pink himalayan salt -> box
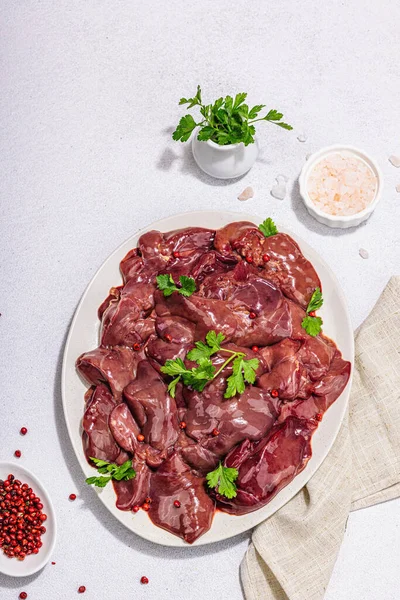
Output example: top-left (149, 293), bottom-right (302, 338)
top-left (271, 175), bottom-right (288, 200)
top-left (237, 186), bottom-right (254, 201)
top-left (307, 152), bottom-right (377, 216)
top-left (389, 155), bottom-right (400, 168)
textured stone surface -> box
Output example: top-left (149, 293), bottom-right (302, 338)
top-left (1, 1), bottom-right (400, 599)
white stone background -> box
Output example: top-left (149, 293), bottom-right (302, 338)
top-left (1, 1), bottom-right (400, 598)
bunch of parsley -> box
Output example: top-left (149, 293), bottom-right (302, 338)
top-left (161, 331), bottom-right (259, 399)
top-left (172, 86), bottom-right (292, 146)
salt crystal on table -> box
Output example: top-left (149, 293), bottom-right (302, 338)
top-left (396, 184), bottom-right (400, 193)
top-left (389, 155), bottom-right (400, 168)
top-left (359, 248), bottom-right (369, 259)
top-left (237, 186), bottom-right (254, 201)
top-left (270, 175), bottom-right (287, 200)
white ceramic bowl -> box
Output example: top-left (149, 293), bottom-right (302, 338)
top-left (299, 144), bottom-right (383, 228)
top-left (192, 134), bottom-right (259, 179)
top-left (0, 462), bottom-right (56, 577)
top-left (62, 210), bottom-right (353, 547)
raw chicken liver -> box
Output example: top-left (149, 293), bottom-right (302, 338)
top-left (76, 222), bottom-right (351, 543)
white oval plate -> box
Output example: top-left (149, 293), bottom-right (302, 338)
top-left (0, 462), bottom-right (57, 576)
top-left (62, 210), bottom-right (354, 547)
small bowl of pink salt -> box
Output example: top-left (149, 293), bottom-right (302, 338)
top-left (299, 145), bottom-right (383, 228)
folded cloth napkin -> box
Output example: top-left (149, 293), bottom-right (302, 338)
top-left (241, 276), bottom-right (400, 600)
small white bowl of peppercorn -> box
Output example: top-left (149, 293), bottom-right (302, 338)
top-left (0, 462), bottom-right (56, 577)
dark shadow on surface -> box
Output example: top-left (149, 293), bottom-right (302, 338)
top-left (53, 319), bottom-right (251, 562)
top-left (157, 142), bottom-right (247, 187)
top-left (0, 571), bottom-right (42, 590)
top-left (290, 179), bottom-right (367, 237)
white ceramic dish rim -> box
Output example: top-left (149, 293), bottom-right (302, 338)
top-left (0, 462), bottom-right (57, 577)
top-left (61, 209), bottom-right (354, 547)
top-left (299, 144), bottom-right (383, 224)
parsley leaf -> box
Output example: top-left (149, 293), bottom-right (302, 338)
top-left (306, 287), bottom-right (323, 313)
top-left (259, 217), bottom-right (278, 238)
top-left (187, 330), bottom-right (225, 362)
top-left (301, 287), bottom-right (324, 336)
top-left (167, 376), bottom-right (181, 398)
top-left (160, 357), bottom-right (215, 396)
top-left (186, 341), bottom-right (212, 363)
top-left (178, 85), bottom-right (202, 108)
top-left (86, 458), bottom-right (136, 488)
top-left (206, 462), bottom-right (239, 499)
top-left (262, 109), bottom-right (293, 130)
top-left (156, 274), bottom-right (196, 297)
top-left (206, 330), bottom-right (225, 350)
top-left (156, 274), bottom-right (177, 296)
top-left (160, 358), bottom-right (188, 377)
top-left (85, 475), bottom-right (110, 488)
top-left (301, 315), bottom-right (323, 337)
top-left (248, 104), bottom-right (266, 119)
top-left (178, 275), bottom-right (196, 297)
top-left (172, 114), bottom-right (199, 142)
top-left (197, 126), bottom-right (215, 141)
top-left (242, 358), bottom-right (259, 384)
top-left (224, 357), bottom-right (259, 398)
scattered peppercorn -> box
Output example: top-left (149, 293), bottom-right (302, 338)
top-left (78, 586), bottom-right (86, 594)
top-left (309, 310), bottom-right (316, 317)
top-left (69, 494), bottom-right (77, 501)
top-left (142, 503), bottom-right (150, 512)
top-left (14, 450), bottom-right (21, 458)
top-left (173, 251), bottom-right (181, 258)
top-left (271, 389), bottom-right (279, 398)
top-left (51, 561), bottom-right (56, 565)
top-left (137, 434), bottom-right (145, 442)
top-left (145, 497), bottom-right (152, 504)
top-left (133, 342), bottom-right (141, 351)
top-left (140, 576), bottom-right (149, 585)
top-left (165, 334), bottom-right (172, 342)
top-left (251, 345), bottom-right (259, 353)
top-left (19, 593), bottom-right (28, 599)
top-left (179, 421), bottom-right (187, 429)
top-left (315, 413), bottom-right (323, 422)
top-left (262, 254), bottom-right (270, 262)
top-left (249, 312), bottom-right (256, 320)
top-left (212, 428), bottom-right (220, 437)
top-left (20, 427), bottom-right (28, 436)
top-left (246, 255), bottom-right (253, 263)
top-left (173, 500), bottom-right (181, 508)
top-left (132, 505), bottom-right (140, 513)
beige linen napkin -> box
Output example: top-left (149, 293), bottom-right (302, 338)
top-left (241, 276), bottom-right (400, 600)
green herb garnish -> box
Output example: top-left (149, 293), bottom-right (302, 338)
top-left (161, 331), bottom-right (259, 399)
top-left (173, 86), bottom-right (292, 147)
top-left (224, 357), bottom-right (259, 398)
top-left (301, 287), bottom-right (324, 337)
top-left (86, 458), bottom-right (136, 488)
top-left (259, 217), bottom-right (278, 238)
top-left (206, 462), bottom-right (239, 499)
top-left (156, 274), bottom-right (196, 297)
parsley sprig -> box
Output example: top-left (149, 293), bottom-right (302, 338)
top-left (156, 274), bottom-right (196, 297)
top-left (206, 462), bottom-right (239, 499)
top-left (160, 331), bottom-right (259, 399)
top-left (173, 86), bottom-right (292, 147)
top-left (259, 217), bottom-right (278, 238)
top-left (301, 287), bottom-right (324, 337)
top-left (86, 458), bottom-right (136, 488)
